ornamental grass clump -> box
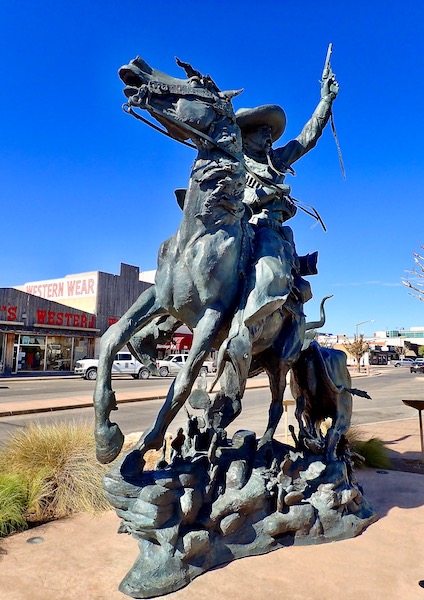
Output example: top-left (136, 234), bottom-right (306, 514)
top-left (0, 422), bottom-right (111, 527)
top-left (0, 473), bottom-right (29, 536)
top-left (347, 425), bottom-right (391, 470)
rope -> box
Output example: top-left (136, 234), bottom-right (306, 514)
top-left (330, 110), bottom-right (346, 180)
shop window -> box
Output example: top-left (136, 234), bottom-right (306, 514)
top-left (9, 335), bottom-right (93, 373)
top-left (18, 336), bottom-right (46, 371)
top-left (46, 336), bottom-right (72, 371)
top-left (73, 337), bottom-right (90, 364)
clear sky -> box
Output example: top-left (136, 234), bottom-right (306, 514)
top-left (2, 0), bottom-right (423, 337)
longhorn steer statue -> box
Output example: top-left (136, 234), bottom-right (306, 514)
top-left (290, 341), bottom-right (371, 459)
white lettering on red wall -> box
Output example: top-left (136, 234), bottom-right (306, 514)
top-left (0, 305), bottom-right (18, 321)
top-left (36, 310), bottom-right (95, 329)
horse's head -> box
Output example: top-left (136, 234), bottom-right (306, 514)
top-left (119, 56), bottom-right (243, 146)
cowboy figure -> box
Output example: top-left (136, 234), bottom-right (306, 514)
top-left (209, 70), bottom-right (339, 400)
top-left (235, 70), bottom-right (339, 327)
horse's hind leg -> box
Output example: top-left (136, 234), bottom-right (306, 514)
top-left (121, 306), bottom-right (225, 476)
top-left (94, 286), bottom-right (166, 463)
top-left (259, 361), bottom-right (290, 447)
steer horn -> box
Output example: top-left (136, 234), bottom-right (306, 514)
top-left (305, 295), bottom-right (333, 332)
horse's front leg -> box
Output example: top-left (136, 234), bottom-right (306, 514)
top-left (94, 286), bottom-right (165, 463)
top-left (121, 306), bottom-right (225, 476)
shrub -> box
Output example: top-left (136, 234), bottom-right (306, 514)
top-left (0, 473), bottom-right (29, 536)
top-left (0, 422), bottom-right (111, 524)
top-left (347, 425), bottom-right (391, 469)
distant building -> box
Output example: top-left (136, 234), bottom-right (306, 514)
top-left (375, 328), bottom-right (424, 346)
top-left (0, 264), bottom-right (153, 376)
top-left (331, 327), bottom-right (424, 366)
top-left (371, 328), bottom-right (424, 360)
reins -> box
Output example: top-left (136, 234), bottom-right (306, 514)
top-left (123, 104), bottom-right (197, 150)
top-left (123, 94), bottom-right (327, 232)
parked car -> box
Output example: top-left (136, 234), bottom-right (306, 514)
top-left (155, 354), bottom-right (216, 377)
top-left (410, 363), bottom-right (424, 374)
top-left (74, 351), bottom-right (151, 380)
top-left (413, 358), bottom-right (424, 364)
top-left (392, 358), bottom-right (416, 367)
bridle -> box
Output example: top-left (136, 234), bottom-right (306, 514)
top-left (123, 80), bottom-right (326, 231)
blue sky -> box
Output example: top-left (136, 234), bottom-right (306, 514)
top-left (1, 0), bottom-right (423, 336)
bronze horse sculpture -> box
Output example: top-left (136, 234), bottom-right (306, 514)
top-left (89, 54), bottom-right (381, 600)
top-left (93, 56), bottom-right (312, 473)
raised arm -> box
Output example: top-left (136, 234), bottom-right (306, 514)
top-left (274, 69), bottom-right (339, 168)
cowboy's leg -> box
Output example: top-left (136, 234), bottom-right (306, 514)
top-left (243, 230), bottom-right (295, 327)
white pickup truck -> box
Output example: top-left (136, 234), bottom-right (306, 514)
top-left (155, 353), bottom-right (216, 377)
top-left (74, 351), bottom-right (151, 380)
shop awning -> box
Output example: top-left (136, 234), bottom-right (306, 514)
top-left (157, 333), bottom-right (192, 352)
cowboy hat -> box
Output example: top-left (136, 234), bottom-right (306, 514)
top-left (235, 104), bottom-right (286, 142)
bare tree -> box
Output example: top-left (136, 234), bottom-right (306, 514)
top-left (403, 245), bottom-right (424, 302)
top-left (343, 334), bottom-right (369, 373)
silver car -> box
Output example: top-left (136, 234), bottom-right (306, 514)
top-left (392, 358), bottom-right (416, 367)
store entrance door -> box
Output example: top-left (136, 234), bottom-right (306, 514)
top-left (12, 343), bottom-right (19, 374)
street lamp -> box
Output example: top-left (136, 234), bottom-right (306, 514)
top-left (356, 319), bottom-right (375, 339)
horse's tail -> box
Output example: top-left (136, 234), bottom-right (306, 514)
top-left (209, 309), bottom-right (251, 393)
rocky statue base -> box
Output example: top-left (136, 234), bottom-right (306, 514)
top-left (104, 426), bottom-right (377, 599)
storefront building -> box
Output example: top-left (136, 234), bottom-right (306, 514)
top-left (15, 264), bottom-right (151, 333)
top-left (2, 263), bottom-right (156, 376)
top-left (0, 289), bottom-right (98, 376)
top-left (2, 263), bottom-right (193, 376)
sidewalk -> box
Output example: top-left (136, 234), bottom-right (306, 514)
top-left (0, 418), bottom-right (423, 600)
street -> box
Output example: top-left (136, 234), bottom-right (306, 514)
top-left (0, 374), bottom-right (169, 404)
top-left (0, 367), bottom-right (422, 444)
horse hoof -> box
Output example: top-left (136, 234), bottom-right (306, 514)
top-left (95, 424), bottom-right (124, 464)
top-left (121, 450), bottom-right (146, 479)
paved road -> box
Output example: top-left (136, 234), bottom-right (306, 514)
top-left (0, 367), bottom-right (422, 444)
top-left (0, 374), bottom-right (173, 404)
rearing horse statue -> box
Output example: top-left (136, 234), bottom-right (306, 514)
top-left (94, 56), bottom-right (249, 466)
top-left (94, 56), bottom-right (320, 474)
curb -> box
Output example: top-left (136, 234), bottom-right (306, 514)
top-left (0, 394), bottom-right (157, 417)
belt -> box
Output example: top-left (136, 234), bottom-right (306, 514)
top-left (249, 216), bottom-right (283, 232)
